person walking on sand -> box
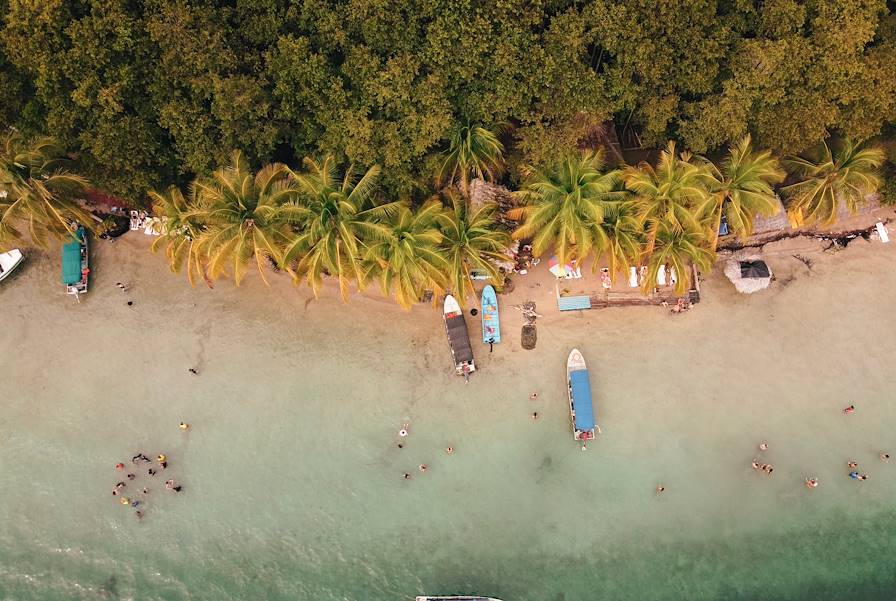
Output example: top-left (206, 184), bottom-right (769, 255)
top-left (488, 338), bottom-right (494, 353)
top-left (843, 404), bottom-right (856, 414)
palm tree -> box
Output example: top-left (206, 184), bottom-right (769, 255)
top-left (697, 135), bottom-right (786, 249)
top-left (623, 141), bottom-right (710, 255)
top-left (148, 184), bottom-right (207, 286)
top-left (0, 132), bottom-right (91, 247)
top-left (189, 151), bottom-right (299, 285)
top-left (509, 150), bottom-right (625, 268)
top-left (782, 139), bottom-right (885, 226)
top-left (436, 189), bottom-right (511, 304)
top-left (284, 155), bottom-right (396, 300)
top-left (599, 200), bottom-right (644, 281)
top-left (435, 123), bottom-right (505, 199)
top-left (642, 223), bottom-right (714, 296)
top-left (362, 200), bottom-right (448, 309)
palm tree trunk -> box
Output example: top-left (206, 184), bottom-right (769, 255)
top-left (711, 201), bottom-right (724, 252)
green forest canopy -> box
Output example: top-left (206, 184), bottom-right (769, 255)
top-left (1, 0), bottom-right (894, 200)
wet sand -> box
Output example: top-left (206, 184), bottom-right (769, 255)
top-left (1, 230), bottom-right (895, 600)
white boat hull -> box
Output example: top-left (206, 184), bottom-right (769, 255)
top-left (0, 249), bottom-right (24, 282)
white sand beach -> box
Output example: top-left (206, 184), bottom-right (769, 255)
top-left (1, 224), bottom-right (896, 600)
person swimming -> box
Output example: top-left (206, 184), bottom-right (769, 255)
top-left (127, 473), bottom-right (136, 480)
top-left (402, 473), bottom-right (411, 480)
top-left (445, 447), bottom-right (454, 454)
top-left (179, 422), bottom-right (190, 430)
top-left (148, 468), bottom-right (156, 476)
top-left (849, 471), bottom-right (860, 479)
top-left (843, 404), bottom-right (856, 414)
top-left (157, 454), bottom-right (167, 463)
top-left (759, 442), bottom-right (769, 451)
top-left (848, 461), bottom-right (858, 468)
top-left (805, 478), bottom-right (819, 489)
top-left (752, 460), bottom-right (761, 470)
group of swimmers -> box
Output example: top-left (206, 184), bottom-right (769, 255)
top-left (111, 424), bottom-right (190, 519)
top-left (396, 424), bottom-right (449, 480)
top-left (755, 404), bottom-right (889, 489)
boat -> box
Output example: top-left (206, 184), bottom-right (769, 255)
top-left (443, 294), bottom-right (475, 378)
top-left (61, 224), bottom-right (89, 297)
top-left (567, 348), bottom-right (597, 447)
top-left (416, 597), bottom-right (502, 601)
top-left (0, 249), bottom-right (24, 282)
top-left (480, 284), bottom-right (501, 344)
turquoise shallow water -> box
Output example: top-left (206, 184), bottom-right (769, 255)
top-left (1, 237), bottom-right (896, 600)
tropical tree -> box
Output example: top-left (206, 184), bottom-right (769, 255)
top-left (0, 132), bottom-right (91, 248)
top-left (436, 189), bottom-right (511, 304)
top-left (284, 155), bottom-right (396, 300)
top-left (509, 150), bottom-right (625, 268)
top-left (642, 223), bottom-right (715, 296)
top-left (148, 184), bottom-right (207, 286)
top-left (782, 139), bottom-right (885, 226)
top-left (435, 123), bottom-right (505, 199)
top-left (362, 200), bottom-right (448, 309)
top-left (623, 141), bottom-right (710, 255)
top-left (599, 200), bottom-right (644, 281)
top-left (697, 134), bottom-right (786, 249)
top-left (189, 151), bottom-right (299, 285)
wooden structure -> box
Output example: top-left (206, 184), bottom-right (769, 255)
top-left (556, 264), bottom-right (701, 311)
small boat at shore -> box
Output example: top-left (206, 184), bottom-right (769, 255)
top-left (0, 249), bottom-right (24, 282)
top-left (444, 294), bottom-right (475, 379)
top-left (480, 284), bottom-right (501, 344)
top-left (416, 597), bottom-right (502, 601)
top-left (62, 224), bottom-right (89, 298)
top-left (567, 348), bottom-right (597, 447)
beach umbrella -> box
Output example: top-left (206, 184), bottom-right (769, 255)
top-left (724, 250), bottom-right (772, 294)
top-left (548, 256), bottom-right (566, 278)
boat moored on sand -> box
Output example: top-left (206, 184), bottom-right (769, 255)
top-left (567, 348), bottom-right (598, 447)
top-left (444, 294), bottom-right (475, 380)
top-left (0, 248), bottom-right (24, 282)
top-left (62, 224), bottom-right (89, 298)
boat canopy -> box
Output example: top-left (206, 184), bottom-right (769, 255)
top-left (61, 236), bottom-right (82, 285)
top-left (446, 315), bottom-right (473, 364)
top-left (569, 369), bottom-right (595, 431)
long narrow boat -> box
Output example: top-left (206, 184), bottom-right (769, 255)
top-left (416, 597), bottom-right (503, 601)
top-left (567, 348), bottom-right (597, 447)
top-left (480, 284), bottom-right (501, 344)
top-left (0, 249), bottom-right (24, 282)
top-left (62, 224), bottom-right (89, 298)
top-left (444, 294), bottom-right (475, 378)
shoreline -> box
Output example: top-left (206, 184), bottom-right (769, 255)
top-left (2, 221), bottom-right (896, 600)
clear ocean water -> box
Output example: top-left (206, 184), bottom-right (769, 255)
top-left (1, 237), bottom-right (895, 601)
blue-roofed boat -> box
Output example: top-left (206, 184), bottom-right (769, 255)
top-left (416, 597), bottom-right (502, 601)
top-left (480, 284), bottom-right (500, 344)
top-left (567, 348), bottom-right (597, 447)
top-left (62, 223), bottom-right (89, 298)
